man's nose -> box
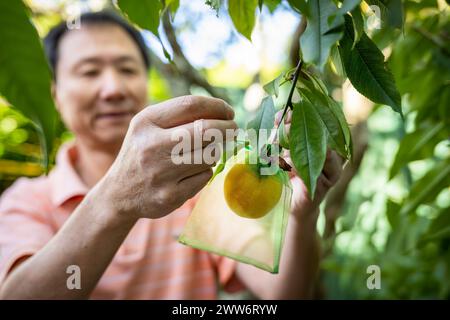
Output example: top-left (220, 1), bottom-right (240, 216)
top-left (99, 69), bottom-right (126, 101)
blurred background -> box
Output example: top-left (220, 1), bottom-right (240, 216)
top-left (0, 0), bottom-right (449, 299)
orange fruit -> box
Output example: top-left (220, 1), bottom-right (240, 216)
top-left (224, 163), bottom-right (282, 219)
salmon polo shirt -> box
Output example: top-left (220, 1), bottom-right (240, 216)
top-left (0, 143), bottom-right (244, 299)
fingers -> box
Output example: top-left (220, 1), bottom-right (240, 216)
top-left (177, 168), bottom-right (213, 198)
top-left (275, 109), bottom-right (293, 126)
top-left (322, 150), bottom-right (343, 185)
top-left (169, 119), bottom-right (238, 150)
top-left (140, 95), bottom-right (235, 129)
top-left (174, 145), bottom-right (221, 179)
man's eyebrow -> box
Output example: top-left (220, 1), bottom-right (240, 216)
top-left (73, 55), bottom-right (141, 69)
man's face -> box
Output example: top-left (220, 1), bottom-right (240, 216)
top-left (53, 23), bottom-right (148, 149)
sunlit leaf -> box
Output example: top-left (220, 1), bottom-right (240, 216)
top-left (167, 0), bottom-right (180, 21)
top-left (246, 96), bottom-right (276, 147)
top-left (0, 0), bottom-right (56, 169)
top-left (339, 15), bottom-right (402, 115)
top-left (330, 45), bottom-right (347, 77)
top-left (264, 0), bottom-right (282, 13)
top-left (228, 0), bottom-right (258, 40)
top-left (263, 73), bottom-right (284, 97)
top-left (117, 0), bottom-right (162, 37)
top-left (300, 0), bottom-right (344, 67)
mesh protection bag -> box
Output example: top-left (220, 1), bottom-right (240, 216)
top-left (179, 148), bottom-right (292, 273)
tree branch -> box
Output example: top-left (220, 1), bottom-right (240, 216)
top-left (161, 12), bottom-right (230, 102)
top-left (322, 122), bottom-right (369, 255)
top-left (289, 16), bottom-right (307, 67)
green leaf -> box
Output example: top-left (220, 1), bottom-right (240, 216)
top-left (330, 45), bottom-right (347, 77)
top-left (117, 0), bottom-right (162, 37)
top-left (300, 0), bottom-right (344, 67)
top-left (328, 0), bottom-right (361, 25)
top-left (420, 206), bottom-right (450, 242)
top-left (386, 199), bottom-right (402, 230)
top-left (278, 119), bottom-right (290, 149)
top-left (299, 72), bottom-right (353, 158)
top-left (400, 159), bottom-right (450, 215)
top-left (338, 0), bottom-right (362, 13)
top-left (365, 0), bottom-right (404, 29)
top-left (228, 0), bottom-right (258, 40)
top-left (339, 15), bottom-right (402, 115)
top-left (301, 69), bottom-right (329, 95)
top-left (264, 0), bottom-right (282, 13)
top-left (350, 5), bottom-right (364, 48)
top-left (166, 0), bottom-right (180, 21)
top-left (246, 96), bottom-right (276, 147)
top-left (389, 122), bottom-right (447, 179)
top-left (327, 98), bottom-right (352, 158)
top-left (118, 0), bottom-right (173, 60)
top-left (300, 87), bottom-right (349, 159)
top-left (385, 0), bottom-right (404, 30)
top-left (263, 73), bottom-right (283, 97)
top-left (0, 0), bottom-right (56, 169)
top-left (287, 0), bottom-right (310, 16)
top-left (290, 101), bottom-right (327, 197)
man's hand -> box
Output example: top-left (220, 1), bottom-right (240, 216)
top-left (98, 95), bottom-right (237, 221)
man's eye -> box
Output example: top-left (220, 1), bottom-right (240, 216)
top-left (82, 70), bottom-right (99, 77)
top-left (121, 68), bottom-right (137, 75)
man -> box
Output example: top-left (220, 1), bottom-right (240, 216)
top-left (0, 11), bottom-right (342, 299)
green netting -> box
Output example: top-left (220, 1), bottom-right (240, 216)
top-left (179, 148), bottom-right (292, 273)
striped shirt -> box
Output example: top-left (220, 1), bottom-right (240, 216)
top-left (0, 143), bottom-right (243, 299)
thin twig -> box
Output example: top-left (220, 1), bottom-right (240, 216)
top-left (289, 16), bottom-right (308, 67)
top-left (161, 11), bottom-right (230, 102)
top-left (277, 59), bottom-right (303, 130)
top-left (267, 59), bottom-right (303, 147)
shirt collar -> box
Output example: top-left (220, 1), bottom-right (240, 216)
top-left (49, 142), bottom-right (89, 207)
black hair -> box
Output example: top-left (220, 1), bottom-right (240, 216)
top-left (43, 10), bottom-right (150, 79)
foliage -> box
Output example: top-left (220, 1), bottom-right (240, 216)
top-left (0, 0), bottom-right (57, 169)
top-left (0, 0), bottom-right (448, 299)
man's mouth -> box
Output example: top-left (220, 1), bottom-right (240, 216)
top-left (96, 111), bottom-right (134, 122)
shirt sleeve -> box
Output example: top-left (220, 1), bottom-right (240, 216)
top-left (0, 178), bottom-right (55, 287)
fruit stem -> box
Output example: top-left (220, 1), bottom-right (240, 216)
top-left (277, 59), bottom-right (303, 130)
